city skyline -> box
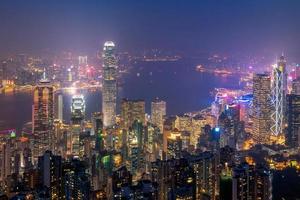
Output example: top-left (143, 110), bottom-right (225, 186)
top-left (1, 1), bottom-right (300, 200)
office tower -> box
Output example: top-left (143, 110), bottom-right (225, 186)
top-left (32, 70), bottom-right (54, 162)
top-left (57, 93), bottom-right (63, 122)
top-left (38, 151), bottom-right (62, 199)
top-left (271, 55), bottom-right (287, 136)
top-left (232, 163), bottom-right (272, 200)
top-left (71, 95), bottom-right (85, 124)
top-left (102, 41), bottom-right (117, 127)
top-left (121, 99), bottom-right (145, 130)
top-left (151, 99), bottom-right (166, 132)
top-left (252, 74), bottom-right (272, 143)
top-left (286, 94), bottom-right (300, 148)
top-left (70, 95), bottom-right (85, 156)
top-left (291, 78), bottom-right (300, 95)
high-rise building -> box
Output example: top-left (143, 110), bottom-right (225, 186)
top-left (55, 92), bottom-right (63, 122)
top-left (188, 152), bottom-right (219, 200)
top-left (32, 70), bottom-right (54, 162)
top-left (102, 41), bottom-right (117, 127)
top-left (70, 95), bottom-right (85, 156)
top-left (271, 55), bottom-right (287, 136)
top-left (121, 99), bottom-right (145, 130)
top-left (71, 95), bottom-right (85, 124)
top-left (252, 74), bottom-right (272, 143)
top-left (286, 94), bottom-right (300, 148)
top-left (291, 78), bottom-right (300, 95)
top-left (91, 112), bottom-right (104, 152)
top-left (151, 99), bottom-right (166, 133)
top-left (38, 151), bottom-right (62, 199)
top-left (0, 138), bottom-right (13, 185)
top-left (232, 163), bottom-right (272, 200)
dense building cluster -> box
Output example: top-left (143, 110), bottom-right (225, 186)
top-left (0, 42), bottom-right (300, 200)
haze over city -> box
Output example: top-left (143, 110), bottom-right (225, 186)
top-left (0, 1), bottom-right (300, 200)
top-left (1, 0), bottom-right (300, 57)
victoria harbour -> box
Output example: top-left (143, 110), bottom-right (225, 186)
top-left (0, 59), bottom-right (242, 132)
top-left (1, 1), bottom-right (300, 199)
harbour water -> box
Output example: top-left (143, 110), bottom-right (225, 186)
top-left (0, 59), bottom-right (242, 132)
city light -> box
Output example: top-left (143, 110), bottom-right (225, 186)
top-left (0, 1), bottom-right (299, 199)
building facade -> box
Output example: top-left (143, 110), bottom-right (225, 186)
top-left (102, 41), bottom-right (117, 127)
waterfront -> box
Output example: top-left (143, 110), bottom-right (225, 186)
top-left (0, 59), bottom-right (242, 132)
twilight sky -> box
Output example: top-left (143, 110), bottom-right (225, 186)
top-left (0, 0), bottom-right (300, 56)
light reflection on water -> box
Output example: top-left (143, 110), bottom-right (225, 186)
top-left (0, 59), bottom-right (242, 132)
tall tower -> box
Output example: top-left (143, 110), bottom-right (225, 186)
top-left (151, 99), bottom-right (166, 133)
top-left (70, 95), bottom-right (85, 157)
top-left (252, 74), bottom-right (272, 143)
top-left (271, 55), bottom-right (287, 136)
top-left (121, 99), bottom-right (145, 130)
top-left (32, 69), bottom-right (54, 161)
top-left (102, 41), bottom-right (117, 127)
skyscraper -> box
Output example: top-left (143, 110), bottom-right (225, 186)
top-left (271, 55), bottom-right (287, 136)
top-left (38, 151), bottom-right (62, 199)
top-left (71, 95), bottom-right (85, 124)
top-left (121, 99), bottom-right (145, 130)
top-left (102, 41), bottom-right (117, 127)
top-left (151, 99), bottom-right (166, 133)
top-left (252, 74), bottom-right (272, 143)
top-left (55, 92), bottom-right (63, 122)
top-left (70, 95), bottom-right (85, 156)
top-left (32, 70), bottom-right (54, 162)
top-left (291, 78), bottom-right (300, 95)
top-left (286, 94), bottom-right (300, 148)
top-left (232, 163), bottom-right (272, 200)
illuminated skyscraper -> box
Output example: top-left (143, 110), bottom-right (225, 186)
top-left (121, 99), bottom-right (145, 130)
top-left (271, 55), bottom-right (287, 136)
top-left (70, 95), bottom-right (85, 156)
top-left (102, 41), bottom-right (117, 127)
top-left (252, 74), bottom-right (272, 143)
top-left (32, 70), bottom-right (54, 162)
top-left (54, 93), bottom-right (63, 122)
top-left (71, 95), bottom-right (85, 124)
top-left (151, 99), bottom-right (166, 132)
